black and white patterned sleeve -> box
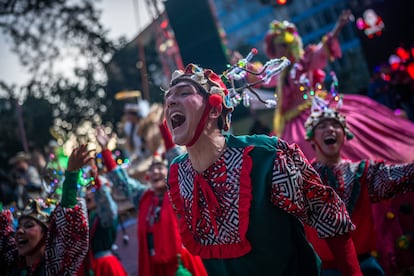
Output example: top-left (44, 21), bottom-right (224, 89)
top-left (270, 139), bottom-right (354, 238)
top-left (365, 160), bottom-right (414, 202)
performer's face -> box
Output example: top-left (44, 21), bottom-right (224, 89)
top-left (147, 163), bottom-right (168, 193)
top-left (16, 217), bottom-right (45, 256)
top-left (312, 119), bottom-right (344, 158)
top-left (274, 43), bottom-right (289, 58)
top-left (86, 187), bottom-right (97, 211)
top-left (164, 81), bottom-right (206, 145)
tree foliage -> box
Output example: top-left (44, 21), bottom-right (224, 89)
top-left (0, 0), bottom-right (116, 85)
top-left (0, 0), bottom-right (125, 164)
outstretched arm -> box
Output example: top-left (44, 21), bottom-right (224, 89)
top-left (62, 144), bottom-right (95, 208)
top-left (96, 127), bottom-right (148, 208)
top-left (90, 163), bottom-right (118, 228)
top-left (331, 9), bottom-right (353, 38)
top-left (364, 160), bottom-right (414, 202)
top-left (306, 9), bottom-right (353, 70)
top-left (45, 145), bottom-right (91, 275)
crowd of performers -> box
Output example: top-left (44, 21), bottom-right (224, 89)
top-left (1, 9), bottom-right (414, 276)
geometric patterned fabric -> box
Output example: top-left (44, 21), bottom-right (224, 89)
top-left (167, 134), bottom-right (355, 260)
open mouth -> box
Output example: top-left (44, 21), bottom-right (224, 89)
top-left (17, 238), bottom-right (28, 246)
top-left (150, 175), bottom-right (164, 182)
top-left (170, 112), bottom-right (185, 129)
top-left (324, 137), bottom-right (337, 145)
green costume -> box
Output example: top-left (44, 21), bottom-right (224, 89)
top-left (167, 134), bottom-right (354, 275)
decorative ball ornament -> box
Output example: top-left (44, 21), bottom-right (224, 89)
top-left (356, 9), bottom-right (384, 39)
top-left (386, 211), bottom-right (395, 220)
top-left (303, 72), bottom-right (353, 142)
top-left (209, 94), bottom-right (223, 107)
top-left (396, 235), bottom-right (411, 249)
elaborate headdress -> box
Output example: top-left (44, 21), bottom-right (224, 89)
top-left (168, 50), bottom-right (290, 146)
top-left (304, 73), bottom-right (353, 140)
top-left (170, 63), bottom-right (234, 133)
top-left (304, 102), bottom-right (354, 141)
top-left (17, 199), bottom-right (53, 228)
top-left (265, 20), bottom-right (304, 62)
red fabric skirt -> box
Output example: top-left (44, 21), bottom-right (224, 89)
top-left (92, 254), bottom-right (128, 276)
top-left (148, 247), bottom-right (207, 276)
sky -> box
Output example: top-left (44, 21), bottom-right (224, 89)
top-left (0, 0), bottom-right (155, 87)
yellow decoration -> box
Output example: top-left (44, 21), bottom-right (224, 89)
top-left (396, 235), bottom-right (410, 249)
top-left (386, 211), bottom-right (395, 219)
top-left (284, 32), bottom-right (295, 43)
top-left (115, 90), bottom-right (142, 100)
top-left (46, 198), bottom-right (57, 205)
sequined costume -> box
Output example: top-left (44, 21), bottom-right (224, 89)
top-left (0, 170), bottom-right (89, 275)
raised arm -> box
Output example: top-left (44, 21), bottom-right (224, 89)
top-left (45, 145), bottom-right (91, 275)
top-left (363, 160), bottom-right (414, 202)
top-left (331, 10), bottom-right (353, 39)
top-left (92, 173), bottom-right (118, 228)
top-left (62, 144), bottom-right (95, 207)
top-left (305, 10), bottom-right (353, 71)
top-left (96, 127), bottom-right (148, 208)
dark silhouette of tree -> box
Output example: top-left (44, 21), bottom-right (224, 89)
top-left (0, 0), bottom-right (126, 163)
top-left (0, 0), bottom-right (116, 84)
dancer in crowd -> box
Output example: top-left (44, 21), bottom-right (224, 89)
top-left (0, 145), bottom-right (90, 275)
top-left (95, 126), bottom-right (207, 276)
top-left (303, 98), bottom-right (414, 275)
top-left (77, 166), bottom-right (128, 276)
top-left (262, 10), bottom-right (414, 163)
top-left (120, 100), bottom-right (164, 181)
top-left (163, 63), bottom-right (362, 275)
top-left (8, 151), bottom-right (45, 210)
top-left (262, 10), bottom-right (414, 273)
top-left (121, 102), bottom-right (151, 162)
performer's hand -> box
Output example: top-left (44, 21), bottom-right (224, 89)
top-left (332, 9), bottom-right (353, 37)
top-left (67, 144), bottom-right (95, 172)
top-left (337, 9), bottom-right (353, 28)
top-left (96, 127), bottom-right (110, 150)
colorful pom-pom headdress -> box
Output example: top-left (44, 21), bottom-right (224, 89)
top-left (265, 20), bottom-right (304, 62)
